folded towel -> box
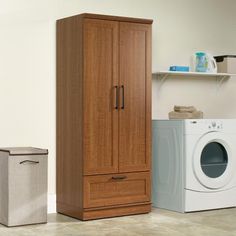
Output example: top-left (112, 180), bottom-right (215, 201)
top-left (174, 105), bottom-right (196, 113)
top-left (169, 111), bottom-right (203, 119)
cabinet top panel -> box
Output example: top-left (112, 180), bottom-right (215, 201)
top-left (57, 13), bottom-right (153, 24)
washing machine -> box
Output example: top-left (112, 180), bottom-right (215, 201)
top-left (152, 119), bottom-right (236, 212)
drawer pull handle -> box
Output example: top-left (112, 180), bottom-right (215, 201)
top-left (112, 175), bottom-right (127, 180)
top-left (19, 160), bottom-right (39, 165)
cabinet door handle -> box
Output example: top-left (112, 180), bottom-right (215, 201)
top-left (19, 160), bottom-right (39, 165)
top-left (121, 85), bottom-right (124, 109)
top-left (112, 175), bottom-right (127, 180)
top-left (115, 86), bottom-right (119, 109)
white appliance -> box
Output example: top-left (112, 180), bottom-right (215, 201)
top-left (152, 119), bottom-right (236, 212)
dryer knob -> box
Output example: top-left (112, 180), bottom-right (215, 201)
top-left (212, 121), bottom-right (216, 127)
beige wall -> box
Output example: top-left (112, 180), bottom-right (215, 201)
top-left (0, 0), bottom-right (235, 194)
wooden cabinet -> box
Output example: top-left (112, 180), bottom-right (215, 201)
top-left (57, 13), bottom-right (152, 220)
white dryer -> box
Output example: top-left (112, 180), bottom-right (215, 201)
top-left (152, 119), bottom-right (236, 212)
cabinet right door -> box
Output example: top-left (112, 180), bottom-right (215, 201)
top-left (119, 22), bottom-right (151, 172)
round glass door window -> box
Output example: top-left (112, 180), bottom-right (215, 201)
top-left (200, 142), bottom-right (228, 178)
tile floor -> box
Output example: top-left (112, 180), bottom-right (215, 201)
top-left (0, 208), bottom-right (236, 236)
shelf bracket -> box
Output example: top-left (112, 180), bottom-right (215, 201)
top-left (158, 73), bottom-right (169, 89)
top-left (216, 75), bottom-right (228, 92)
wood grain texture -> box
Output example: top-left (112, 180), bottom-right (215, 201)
top-left (83, 203), bottom-right (151, 220)
top-left (57, 202), bottom-right (83, 220)
top-left (56, 15), bottom-right (84, 215)
top-left (84, 172), bottom-right (150, 208)
top-left (57, 13), bottom-right (152, 220)
top-left (83, 19), bottom-right (119, 175)
top-left (119, 22), bottom-right (151, 173)
top-left (58, 13), bottom-right (153, 25)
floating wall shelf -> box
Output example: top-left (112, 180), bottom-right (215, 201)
top-left (152, 71), bottom-right (235, 90)
top-left (153, 71), bottom-right (232, 80)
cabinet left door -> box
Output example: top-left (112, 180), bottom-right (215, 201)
top-left (83, 19), bottom-right (119, 175)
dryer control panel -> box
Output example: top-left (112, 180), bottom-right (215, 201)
top-left (207, 121), bottom-right (223, 130)
top-left (184, 119), bottom-right (229, 134)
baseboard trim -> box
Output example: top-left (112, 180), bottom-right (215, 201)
top-left (57, 201), bottom-right (151, 220)
top-left (83, 203), bottom-right (151, 220)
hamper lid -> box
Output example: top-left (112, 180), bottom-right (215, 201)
top-left (0, 147), bottom-right (48, 155)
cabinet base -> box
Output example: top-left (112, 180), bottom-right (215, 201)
top-left (57, 202), bottom-right (151, 220)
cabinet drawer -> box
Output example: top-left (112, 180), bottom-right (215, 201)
top-left (83, 172), bottom-right (150, 208)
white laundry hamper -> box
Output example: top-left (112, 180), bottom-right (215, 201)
top-left (0, 147), bottom-right (48, 226)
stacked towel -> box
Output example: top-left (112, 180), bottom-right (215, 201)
top-left (174, 105), bottom-right (196, 113)
top-left (169, 106), bottom-right (203, 119)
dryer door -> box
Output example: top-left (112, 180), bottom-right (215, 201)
top-left (193, 132), bottom-right (234, 189)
